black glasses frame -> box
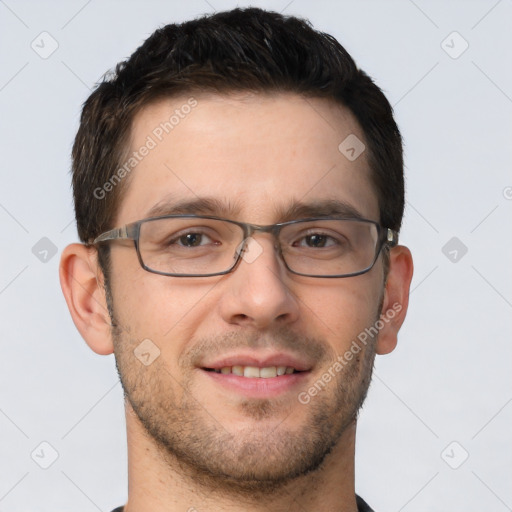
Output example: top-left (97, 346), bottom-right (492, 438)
top-left (92, 214), bottom-right (399, 278)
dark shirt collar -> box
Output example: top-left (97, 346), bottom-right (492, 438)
top-left (110, 495), bottom-right (375, 512)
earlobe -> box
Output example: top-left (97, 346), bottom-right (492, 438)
top-left (375, 245), bottom-right (414, 355)
top-left (59, 243), bottom-right (114, 355)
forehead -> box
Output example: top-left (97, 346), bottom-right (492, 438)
top-left (115, 92), bottom-right (379, 224)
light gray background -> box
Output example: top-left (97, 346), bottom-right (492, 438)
top-left (0, 1), bottom-right (511, 511)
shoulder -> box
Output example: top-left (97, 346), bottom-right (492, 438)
top-left (356, 494), bottom-right (376, 512)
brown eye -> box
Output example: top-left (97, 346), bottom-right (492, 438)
top-left (294, 233), bottom-right (338, 248)
top-left (304, 234), bottom-right (328, 247)
top-left (179, 233), bottom-right (204, 247)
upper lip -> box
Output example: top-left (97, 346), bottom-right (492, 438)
top-left (200, 352), bottom-right (313, 372)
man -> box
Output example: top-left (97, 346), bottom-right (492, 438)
top-left (60, 7), bottom-right (413, 512)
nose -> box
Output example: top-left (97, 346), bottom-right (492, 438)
top-left (217, 236), bottom-right (300, 329)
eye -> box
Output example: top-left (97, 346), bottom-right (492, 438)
top-left (170, 231), bottom-right (216, 247)
top-left (294, 233), bottom-right (339, 248)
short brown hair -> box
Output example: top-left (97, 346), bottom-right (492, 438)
top-left (72, 7), bottom-right (403, 251)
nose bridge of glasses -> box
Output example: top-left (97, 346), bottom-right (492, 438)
top-left (242, 222), bottom-right (282, 249)
top-left (233, 223), bottom-right (283, 268)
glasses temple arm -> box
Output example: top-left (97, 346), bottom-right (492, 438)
top-left (93, 225), bottom-right (132, 244)
top-left (386, 228), bottom-right (399, 247)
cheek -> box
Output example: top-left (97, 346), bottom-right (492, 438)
top-left (299, 275), bottom-right (382, 350)
top-left (110, 260), bottom-right (217, 360)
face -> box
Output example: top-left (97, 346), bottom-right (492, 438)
top-left (108, 92), bottom-right (385, 491)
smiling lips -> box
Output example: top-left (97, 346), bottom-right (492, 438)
top-left (200, 352), bottom-right (313, 396)
top-left (201, 352), bottom-right (312, 376)
top-left (205, 365), bottom-right (298, 378)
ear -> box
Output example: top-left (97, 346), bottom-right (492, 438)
top-left (375, 245), bottom-right (414, 355)
top-left (59, 243), bottom-right (114, 355)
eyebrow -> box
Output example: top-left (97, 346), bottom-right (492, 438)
top-left (144, 196), bottom-right (367, 223)
top-left (145, 196), bottom-right (243, 218)
top-left (276, 199), bottom-right (366, 222)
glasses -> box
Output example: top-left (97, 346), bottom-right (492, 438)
top-left (93, 215), bottom-right (398, 278)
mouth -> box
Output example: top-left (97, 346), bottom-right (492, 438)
top-left (202, 365), bottom-right (303, 378)
top-left (199, 354), bottom-right (313, 398)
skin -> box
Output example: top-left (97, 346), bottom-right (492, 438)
top-left (60, 92), bottom-right (413, 512)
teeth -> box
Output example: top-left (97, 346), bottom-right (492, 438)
top-left (260, 366), bottom-right (277, 378)
top-left (232, 365), bottom-right (244, 376)
top-left (244, 366), bottom-right (260, 378)
top-left (215, 365), bottom-right (297, 378)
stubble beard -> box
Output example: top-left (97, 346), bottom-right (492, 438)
top-left (112, 325), bottom-right (377, 498)
top-left (104, 269), bottom-right (380, 498)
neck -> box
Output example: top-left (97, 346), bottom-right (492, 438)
top-left (123, 406), bottom-right (359, 512)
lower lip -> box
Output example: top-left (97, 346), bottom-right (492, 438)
top-left (201, 369), bottom-right (310, 398)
